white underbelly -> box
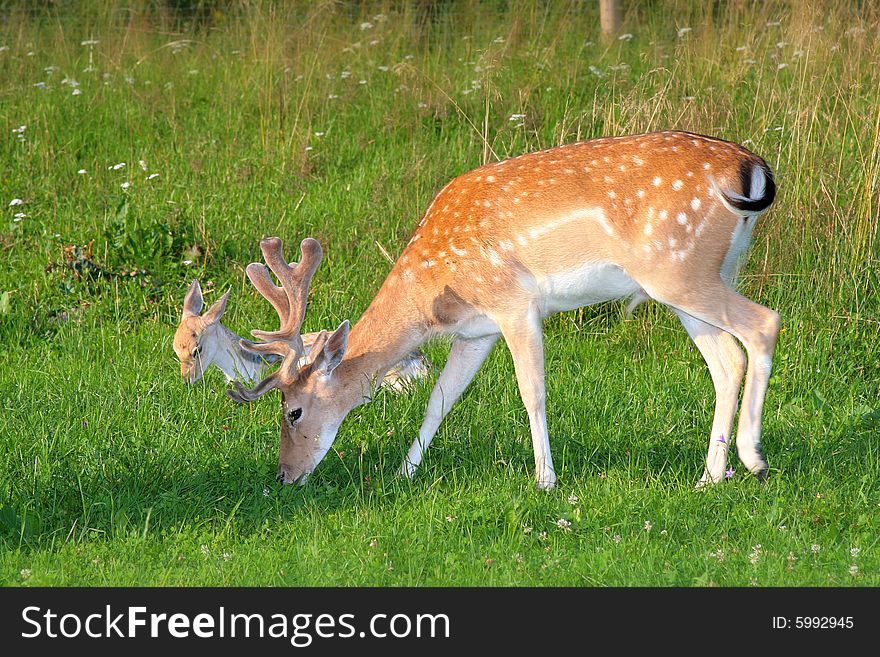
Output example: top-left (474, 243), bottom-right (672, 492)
top-left (448, 314), bottom-right (501, 339)
top-left (536, 262), bottom-right (640, 316)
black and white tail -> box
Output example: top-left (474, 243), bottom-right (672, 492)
top-left (716, 160), bottom-right (776, 216)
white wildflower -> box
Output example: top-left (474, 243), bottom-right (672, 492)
top-left (139, 160), bottom-right (148, 171)
top-left (748, 544), bottom-right (762, 565)
top-left (850, 547), bottom-right (860, 558)
top-left (120, 182), bottom-right (131, 190)
top-left (20, 568), bottom-right (32, 579)
top-left (81, 39), bottom-right (100, 46)
top-left (9, 198), bottom-right (24, 207)
top-left (556, 518), bottom-right (572, 531)
top-left (612, 534), bottom-right (622, 544)
top-left (644, 520), bottom-right (653, 532)
top-left (77, 169), bottom-right (87, 175)
top-left (849, 565), bottom-right (859, 576)
top-left (618, 33), bottom-right (634, 41)
top-left (811, 543), bottom-right (821, 553)
top-left (109, 162), bottom-right (126, 170)
top-left (359, 22), bottom-right (374, 30)
top-left (677, 27), bottom-right (692, 38)
top-left (147, 173), bottom-right (159, 180)
top-left (567, 494), bottom-right (578, 505)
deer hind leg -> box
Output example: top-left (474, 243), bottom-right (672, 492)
top-left (657, 283), bottom-right (780, 480)
top-left (496, 305), bottom-right (556, 490)
top-left (401, 335), bottom-right (498, 479)
top-left (675, 310), bottom-right (747, 487)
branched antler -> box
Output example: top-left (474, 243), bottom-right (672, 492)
top-left (227, 237), bottom-right (323, 403)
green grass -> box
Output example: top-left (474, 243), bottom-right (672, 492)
top-left (1, 0), bottom-right (878, 586)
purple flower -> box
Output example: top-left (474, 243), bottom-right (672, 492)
top-left (717, 435), bottom-right (726, 444)
top-left (725, 467), bottom-right (735, 479)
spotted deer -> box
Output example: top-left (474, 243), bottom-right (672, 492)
top-left (229, 130), bottom-right (778, 490)
top-left (173, 279), bottom-right (429, 389)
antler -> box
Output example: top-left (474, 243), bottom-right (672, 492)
top-left (227, 237), bottom-right (323, 403)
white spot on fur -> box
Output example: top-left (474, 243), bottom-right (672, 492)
top-left (691, 198), bottom-right (701, 210)
top-left (677, 212), bottom-right (688, 225)
top-left (644, 223), bottom-right (653, 235)
top-left (672, 179), bottom-right (683, 191)
top-left (653, 176), bottom-right (662, 186)
top-left (658, 210), bottom-right (668, 220)
top-left (450, 244), bottom-right (467, 256)
top-left (637, 189), bottom-right (645, 198)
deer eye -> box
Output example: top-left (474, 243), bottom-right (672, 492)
top-left (287, 408), bottom-right (303, 425)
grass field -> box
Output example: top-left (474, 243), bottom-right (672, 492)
top-left (1, 0), bottom-right (877, 586)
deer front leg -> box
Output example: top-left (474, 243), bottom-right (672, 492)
top-left (497, 307), bottom-right (556, 490)
top-left (401, 335), bottom-right (498, 479)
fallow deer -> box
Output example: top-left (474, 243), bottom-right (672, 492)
top-left (229, 130), bottom-right (779, 490)
top-left (173, 279), bottom-right (429, 390)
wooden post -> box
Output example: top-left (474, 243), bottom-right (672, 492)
top-left (600, 0), bottom-right (621, 36)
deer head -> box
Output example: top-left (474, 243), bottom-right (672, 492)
top-left (228, 237), bottom-right (359, 484)
top-left (173, 280), bottom-right (231, 383)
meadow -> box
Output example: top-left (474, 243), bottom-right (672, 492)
top-left (0, 0), bottom-right (877, 586)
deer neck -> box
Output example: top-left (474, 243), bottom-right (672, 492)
top-left (207, 323), bottom-right (268, 383)
top-left (338, 281), bottom-right (430, 403)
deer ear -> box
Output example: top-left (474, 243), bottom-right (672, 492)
top-left (201, 288), bottom-right (230, 324)
top-left (182, 280), bottom-right (204, 318)
top-left (312, 320), bottom-right (349, 374)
